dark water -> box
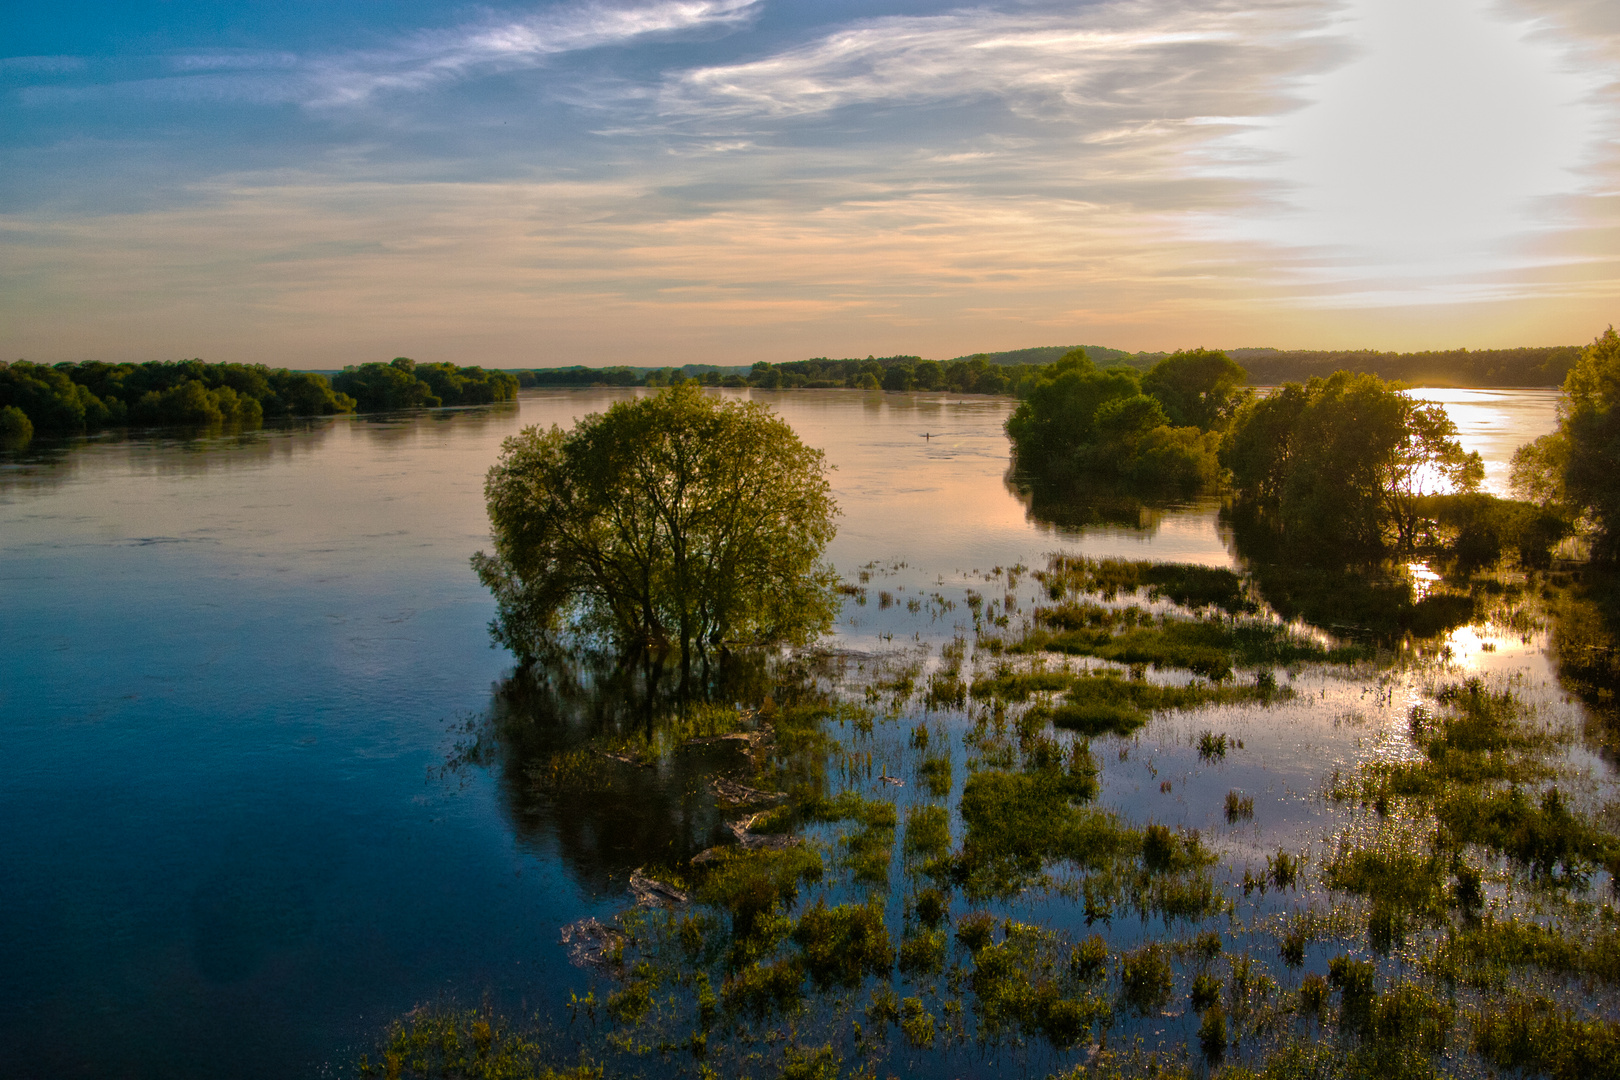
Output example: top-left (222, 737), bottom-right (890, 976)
top-left (0, 387), bottom-right (1570, 1077)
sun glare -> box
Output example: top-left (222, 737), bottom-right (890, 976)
top-left (1244, 0), bottom-right (1599, 271)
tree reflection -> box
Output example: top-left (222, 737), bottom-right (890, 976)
top-left (468, 650), bottom-right (789, 898)
top-left (1222, 502), bottom-right (1479, 644)
top-left (1006, 471), bottom-right (1185, 533)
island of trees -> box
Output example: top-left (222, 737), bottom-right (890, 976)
top-left (0, 356), bottom-right (517, 441)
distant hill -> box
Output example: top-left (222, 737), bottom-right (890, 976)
top-left (947, 345), bottom-right (1146, 368)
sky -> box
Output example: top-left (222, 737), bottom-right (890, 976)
top-left (1, 0), bottom-right (1617, 369)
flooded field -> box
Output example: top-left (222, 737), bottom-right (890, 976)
top-left (3, 386), bottom-right (1613, 1079)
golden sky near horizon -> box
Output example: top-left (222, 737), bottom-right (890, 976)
top-left (2, 0), bottom-right (1617, 367)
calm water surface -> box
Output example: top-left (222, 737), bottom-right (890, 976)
top-left (0, 387), bottom-right (1572, 1077)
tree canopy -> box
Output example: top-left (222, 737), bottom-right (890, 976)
top-left (1223, 371), bottom-right (1484, 553)
top-left (1004, 348), bottom-right (1238, 493)
top-left (333, 357), bottom-right (518, 411)
top-left (472, 384), bottom-right (840, 665)
top-left (1511, 326), bottom-right (1620, 561)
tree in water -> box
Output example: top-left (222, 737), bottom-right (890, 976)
top-left (473, 383), bottom-right (840, 669)
top-left (1513, 326), bottom-right (1620, 562)
top-left (1223, 371), bottom-right (1483, 554)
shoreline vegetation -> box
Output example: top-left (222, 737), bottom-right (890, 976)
top-left (0, 340), bottom-right (1579, 451)
top-left (0, 355), bottom-right (518, 443)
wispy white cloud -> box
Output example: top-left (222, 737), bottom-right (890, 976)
top-left (18, 0), bottom-right (761, 108)
top-left (659, 1), bottom-right (1339, 122)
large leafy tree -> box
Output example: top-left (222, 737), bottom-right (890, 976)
top-left (1140, 348), bottom-right (1250, 430)
top-left (1004, 348), bottom-right (1228, 493)
top-left (1224, 371), bottom-right (1482, 553)
top-left (473, 384), bottom-right (839, 666)
top-left (1512, 326), bottom-right (1620, 561)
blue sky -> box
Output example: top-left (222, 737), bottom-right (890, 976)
top-left (2, 0), bottom-right (1617, 367)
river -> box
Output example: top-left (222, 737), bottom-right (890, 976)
top-left (0, 386), bottom-right (1584, 1077)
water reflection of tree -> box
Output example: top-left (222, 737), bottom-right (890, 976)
top-left (1550, 572), bottom-right (1620, 759)
top-left (469, 652), bottom-right (780, 898)
top-left (1005, 470), bottom-right (1185, 533)
top-left (1221, 503), bottom-right (1478, 644)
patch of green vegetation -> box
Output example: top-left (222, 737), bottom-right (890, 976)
top-left (918, 754), bottom-right (953, 796)
top-left (900, 997), bottom-right (937, 1048)
top-left (1323, 837), bottom-right (1448, 945)
top-left (1013, 605), bottom-right (1359, 680)
top-left (970, 920), bottom-right (1110, 1046)
top-left (952, 753), bottom-right (1123, 896)
top-left (791, 899), bottom-right (892, 989)
top-left (1191, 972), bottom-right (1221, 1011)
top-left (1120, 942), bottom-right (1172, 1015)
top-left (1425, 917), bottom-right (1620, 989)
top-left (903, 804), bottom-right (951, 866)
top-left (1226, 790), bottom-right (1255, 821)
top-left (1034, 556), bottom-right (1254, 615)
top-left (911, 887), bottom-right (949, 928)
top-left (358, 1007), bottom-right (601, 1080)
top-left (898, 928), bottom-right (947, 977)
top-left (798, 790), bottom-right (898, 885)
top-left (1071, 934), bottom-right (1109, 980)
top-left (778, 1041), bottom-right (840, 1080)
top-left (1437, 786), bottom-right (1619, 881)
top-left (722, 956), bottom-right (806, 1019)
top-left (695, 845), bottom-right (825, 941)
top-left (1472, 997), bottom-right (1620, 1080)
top-left (1198, 1003), bottom-right (1228, 1060)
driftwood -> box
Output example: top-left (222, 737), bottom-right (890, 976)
top-left (710, 776), bottom-right (786, 806)
top-left (560, 917), bottom-right (624, 972)
top-left (628, 868), bottom-right (689, 908)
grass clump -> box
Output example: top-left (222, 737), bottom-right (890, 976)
top-left (898, 928), bottom-right (947, 977)
top-left (1225, 790), bottom-right (1255, 821)
top-left (1323, 837), bottom-right (1448, 934)
top-left (695, 845), bottom-right (824, 941)
top-left (1120, 943), bottom-right (1173, 1015)
top-left (1015, 601), bottom-right (1358, 680)
top-left (779, 1042), bottom-right (840, 1080)
top-left (918, 754), bottom-right (953, 796)
top-left (1197, 1003), bottom-right (1228, 1060)
top-left (801, 790), bottom-right (898, 885)
top-left (791, 899), bottom-right (892, 989)
top-left (911, 887), bottom-right (949, 928)
top-left (900, 997), bottom-right (937, 1049)
top-left (1071, 934), bottom-right (1108, 980)
top-left (903, 803), bottom-right (951, 865)
top-left (1426, 917), bottom-right (1620, 989)
top-left (359, 1008), bottom-right (601, 1080)
top-left (950, 741), bottom-right (1118, 895)
top-left (1437, 786), bottom-right (1618, 881)
top-left (1190, 971), bottom-right (1221, 1012)
top-left (1035, 556), bottom-right (1250, 609)
top-left (970, 920), bottom-right (1110, 1046)
top-left (722, 956), bottom-right (805, 1019)
top-left (1472, 997), bottom-right (1620, 1080)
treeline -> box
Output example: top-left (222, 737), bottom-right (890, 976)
top-left (1006, 345), bottom-right (1584, 571)
top-left (0, 359), bottom-right (354, 434)
top-left (512, 355), bottom-right (1045, 395)
top-left (936, 343), bottom-right (1579, 387)
top-left (332, 357), bottom-right (518, 412)
top-left (0, 356), bottom-right (516, 440)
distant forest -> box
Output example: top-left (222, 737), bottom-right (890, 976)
top-left (0, 341), bottom-right (1578, 441)
top-left (511, 343), bottom-right (1580, 391)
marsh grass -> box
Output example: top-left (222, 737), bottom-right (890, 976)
top-left (358, 1008), bottom-right (602, 1080)
top-left (371, 560), bottom-right (1620, 1080)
